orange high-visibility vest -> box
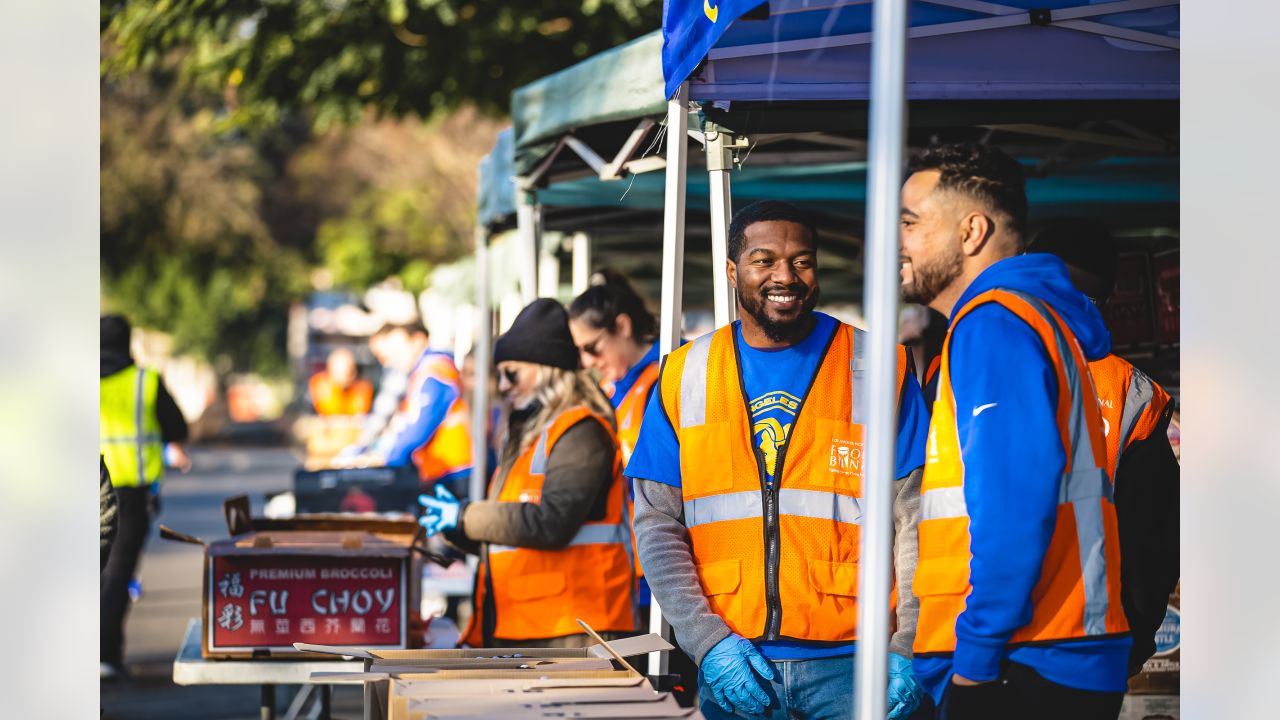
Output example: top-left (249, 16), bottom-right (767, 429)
top-left (913, 289), bottom-right (1129, 656)
top-left (1089, 354), bottom-right (1173, 483)
top-left (657, 321), bottom-right (908, 642)
top-left (462, 407), bottom-right (636, 645)
top-left (616, 360), bottom-right (660, 466)
top-left (401, 353), bottom-right (473, 484)
top-left (615, 359), bottom-right (659, 581)
top-left (309, 373), bottom-right (374, 416)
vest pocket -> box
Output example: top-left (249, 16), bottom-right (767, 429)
top-left (807, 559), bottom-right (859, 597)
top-left (912, 557), bottom-right (970, 597)
top-left (679, 422), bottom-right (734, 492)
top-left (696, 559), bottom-right (742, 628)
top-left (508, 571), bottom-right (567, 602)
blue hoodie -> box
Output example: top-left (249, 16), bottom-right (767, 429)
top-left (914, 254), bottom-right (1131, 703)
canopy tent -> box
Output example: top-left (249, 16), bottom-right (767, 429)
top-left (470, 1), bottom-right (1179, 683)
top-left (665, 0), bottom-right (1178, 102)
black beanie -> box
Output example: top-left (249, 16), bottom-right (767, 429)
top-left (493, 298), bottom-right (580, 370)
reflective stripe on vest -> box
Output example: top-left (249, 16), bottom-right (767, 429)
top-left (1119, 367), bottom-right (1156, 453)
top-left (662, 321), bottom-right (909, 643)
top-left (914, 289), bottom-right (1126, 654)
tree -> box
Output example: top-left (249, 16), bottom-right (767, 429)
top-left (100, 70), bottom-right (309, 374)
top-left (102, 0), bottom-right (661, 129)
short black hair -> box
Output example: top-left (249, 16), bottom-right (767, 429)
top-left (908, 142), bottom-right (1028, 246)
top-left (101, 314), bottom-right (132, 355)
top-left (727, 200), bottom-right (818, 262)
top-left (1030, 219), bottom-right (1119, 303)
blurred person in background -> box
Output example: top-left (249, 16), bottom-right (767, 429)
top-left (309, 346), bottom-right (374, 416)
top-left (341, 322), bottom-right (472, 496)
top-left (1030, 220), bottom-right (1180, 676)
top-left (418, 299), bottom-right (636, 648)
top-left (100, 314), bottom-right (191, 680)
top-left (337, 326), bottom-right (411, 462)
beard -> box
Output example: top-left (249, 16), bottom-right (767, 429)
top-left (739, 282), bottom-right (820, 344)
top-left (901, 246), bottom-right (963, 306)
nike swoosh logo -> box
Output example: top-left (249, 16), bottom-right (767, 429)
top-left (972, 403), bottom-right (998, 417)
top-left (704, 0), bottom-right (719, 23)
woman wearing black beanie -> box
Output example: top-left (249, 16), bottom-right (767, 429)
top-left (419, 298), bottom-right (637, 647)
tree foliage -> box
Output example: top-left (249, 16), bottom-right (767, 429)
top-left (102, 0), bottom-right (661, 129)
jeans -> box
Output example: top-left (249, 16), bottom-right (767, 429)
top-left (698, 655), bottom-right (855, 720)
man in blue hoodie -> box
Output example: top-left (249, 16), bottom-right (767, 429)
top-left (899, 143), bottom-right (1130, 720)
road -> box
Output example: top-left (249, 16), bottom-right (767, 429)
top-left (101, 445), bottom-right (364, 719)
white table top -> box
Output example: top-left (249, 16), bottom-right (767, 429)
top-left (172, 619), bottom-right (363, 686)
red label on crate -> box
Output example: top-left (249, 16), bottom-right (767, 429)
top-left (208, 555), bottom-right (405, 651)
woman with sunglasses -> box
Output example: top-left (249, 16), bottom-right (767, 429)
top-left (418, 298), bottom-right (636, 648)
top-left (568, 269), bottom-right (661, 464)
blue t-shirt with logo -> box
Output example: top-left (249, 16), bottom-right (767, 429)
top-left (625, 312), bottom-right (929, 660)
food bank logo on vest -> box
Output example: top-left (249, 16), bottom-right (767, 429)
top-left (828, 438), bottom-right (864, 476)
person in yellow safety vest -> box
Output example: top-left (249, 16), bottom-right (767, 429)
top-left (900, 143), bottom-right (1130, 720)
top-left (1030, 220), bottom-right (1180, 677)
top-left (100, 314), bottom-right (190, 680)
top-left (340, 322), bottom-right (472, 493)
top-left (418, 299), bottom-right (636, 648)
top-left (626, 201), bottom-right (932, 720)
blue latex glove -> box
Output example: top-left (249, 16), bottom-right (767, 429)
top-left (700, 634), bottom-right (775, 716)
top-left (887, 652), bottom-right (926, 720)
top-left (417, 485), bottom-right (461, 536)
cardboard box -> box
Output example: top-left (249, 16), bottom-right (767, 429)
top-left (302, 630), bottom-right (681, 720)
top-left (1128, 582), bottom-right (1180, 695)
top-left (162, 500), bottom-right (435, 659)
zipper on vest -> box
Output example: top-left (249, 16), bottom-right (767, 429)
top-left (731, 322), bottom-right (839, 641)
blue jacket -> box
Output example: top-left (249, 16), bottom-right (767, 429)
top-left (915, 254), bottom-right (1131, 701)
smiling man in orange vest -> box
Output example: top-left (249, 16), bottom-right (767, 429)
top-left (627, 201), bottom-right (931, 719)
top-left (900, 144), bottom-right (1130, 720)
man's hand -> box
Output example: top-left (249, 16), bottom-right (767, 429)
top-left (700, 634), bottom-right (775, 716)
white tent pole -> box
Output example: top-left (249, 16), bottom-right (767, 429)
top-left (855, 0), bottom-right (909, 718)
top-left (515, 181), bottom-right (540, 303)
top-left (571, 232), bottom-right (592, 296)
top-left (705, 125), bottom-right (740, 327)
top-left (648, 82), bottom-right (690, 676)
top-left (469, 225), bottom-right (492, 510)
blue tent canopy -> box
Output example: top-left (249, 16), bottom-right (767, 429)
top-left (664, 0), bottom-right (1179, 101)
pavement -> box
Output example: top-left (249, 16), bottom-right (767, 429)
top-left (101, 445), bottom-right (364, 719)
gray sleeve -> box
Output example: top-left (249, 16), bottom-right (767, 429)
top-left (889, 465), bottom-right (923, 657)
top-left (458, 418), bottom-right (614, 550)
top-left (633, 478), bottom-right (731, 665)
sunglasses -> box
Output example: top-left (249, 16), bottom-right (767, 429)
top-left (500, 366), bottom-right (520, 385)
top-left (579, 329), bottom-right (610, 358)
